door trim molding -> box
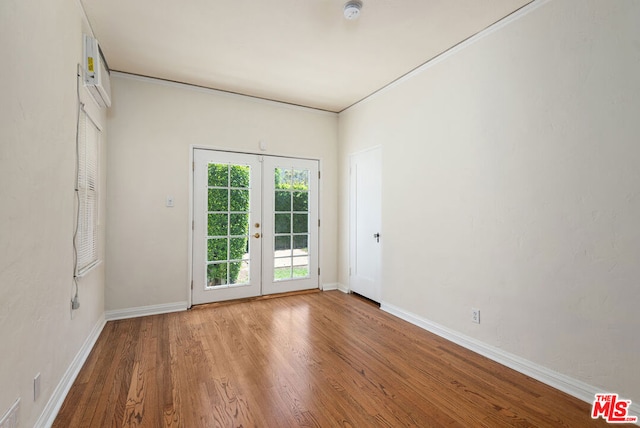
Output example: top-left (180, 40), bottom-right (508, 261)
top-left (191, 144), bottom-right (320, 162)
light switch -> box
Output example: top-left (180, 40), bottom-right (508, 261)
top-left (166, 196), bottom-right (175, 207)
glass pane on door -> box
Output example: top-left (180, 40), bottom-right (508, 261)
top-left (207, 163), bottom-right (251, 287)
top-left (193, 149), bottom-right (316, 304)
top-left (273, 167), bottom-right (310, 281)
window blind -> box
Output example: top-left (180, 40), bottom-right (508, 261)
top-left (76, 109), bottom-right (100, 276)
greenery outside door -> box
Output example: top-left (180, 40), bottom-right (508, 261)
top-left (192, 149), bottom-right (319, 304)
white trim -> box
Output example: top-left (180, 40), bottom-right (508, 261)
top-left (380, 301), bottom-right (640, 422)
top-left (111, 72), bottom-right (338, 117)
top-left (337, 283), bottom-right (350, 293)
top-left (348, 145), bottom-right (383, 158)
top-left (342, 0), bottom-right (551, 113)
top-left (190, 143), bottom-right (321, 162)
top-left (74, 259), bottom-right (102, 278)
top-left (317, 158), bottom-right (323, 294)
top-left (188, 149), bottom-right (194, 309)
top-left (105, 301), bottom-right (188, 321)
top-left (35, 316), bottom-right (106, 428)
top-left (321, 283), bottom-right (339, 291)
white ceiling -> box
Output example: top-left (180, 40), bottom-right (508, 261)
top-left (80, 0), bottom-right (532, 113)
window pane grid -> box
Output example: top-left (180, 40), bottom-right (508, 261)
top-left (273, 166), bottom-right (310, 282)
top-left (206, 163), bottom-right (250, 288)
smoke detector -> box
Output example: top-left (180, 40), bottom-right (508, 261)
top-left (344, 0), bottom-right (363, 20)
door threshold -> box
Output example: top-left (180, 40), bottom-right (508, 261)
top-left (191, 288), bottom-right (321, 310)
top-left (350, 291), bottom-right (381, 307)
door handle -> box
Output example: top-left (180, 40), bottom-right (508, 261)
top-left (254, 233), bottom-right (261, 238)
top-left (373, 233), bottom-right (380, 243)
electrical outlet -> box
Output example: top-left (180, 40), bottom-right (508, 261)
top-left (471, 308), bottom-right (480, 324)
top-left (34, 373), bottom-right (41, 401)
top-left (0, 398), bottom-right (20, 428)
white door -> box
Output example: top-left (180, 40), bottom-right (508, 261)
top-left (193, 150), bottom-right (262, 304)
top-left (349, 147), bottom-right (382, 302)
top-left (262, 156), bottom-right (319, 295)
top-left (192, 149), bottom-right (319, 304)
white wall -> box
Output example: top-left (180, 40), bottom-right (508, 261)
top-left (105, 75), bottom-right (338, 311)
top-left (0, 0), bottom-right (107, 426)
top-left (339, 0), bottom-right (640, 404)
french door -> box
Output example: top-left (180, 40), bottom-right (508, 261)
top-left (192, 149), bottom-right (319, 304)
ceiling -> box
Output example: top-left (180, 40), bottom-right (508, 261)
top-left (80, 0), bottom-right (532, 113)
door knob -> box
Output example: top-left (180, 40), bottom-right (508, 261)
top-left (254, 233), bottom-right (261, 238)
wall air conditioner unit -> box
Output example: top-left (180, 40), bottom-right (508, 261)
top-left (83, 34), bottom-right (112, 108)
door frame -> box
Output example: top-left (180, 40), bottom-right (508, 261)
top-left (188, 145), bottom-right (323, 307)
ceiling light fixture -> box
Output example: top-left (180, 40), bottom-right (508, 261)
top-left (344, 0), bottom-right (363, 20)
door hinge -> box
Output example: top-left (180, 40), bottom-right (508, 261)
top-left (318, 219), bottom-right (320, 227)
top-left (192, 161), bottom-right (195, 171)
top-left (318, 268), bottom-right (321, 276)
top-left (190, 280), bottom-right (193, 290)
top-left (318, 171), bottom-right (321, 179)
top-left (192, 220), bottom-right (194, 230)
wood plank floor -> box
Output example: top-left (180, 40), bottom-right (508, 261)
top-left (54, 291), bottom-right (613, 427)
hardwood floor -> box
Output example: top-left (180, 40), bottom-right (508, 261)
top-left (54, 291), bottom-right (613, 427)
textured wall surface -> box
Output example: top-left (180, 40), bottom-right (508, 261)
top-left (339, 0), bottom-right (640, 403)
top-left (0, 0), bottom-right (106, 425)
top-left (105, 75), bottom-right (338, 311)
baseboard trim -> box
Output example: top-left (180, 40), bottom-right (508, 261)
top-left (380, 301), bottom-right (640, 422)
top-left (35, 316), bottom-right (106, 428)
top-left (322, 283), bottom-right (350, 294)
top-left (105, 301), bottom-right (189, 321)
